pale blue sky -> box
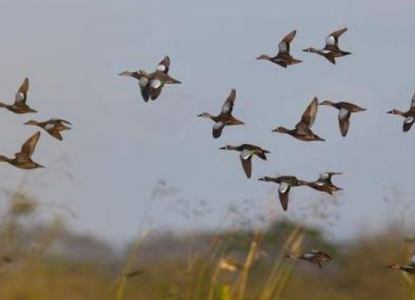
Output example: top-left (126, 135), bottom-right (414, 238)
top-left (0, 0), bottom-right (414, 244)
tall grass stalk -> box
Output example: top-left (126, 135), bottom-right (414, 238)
top-left (114, 229), bottom-right (150, 300)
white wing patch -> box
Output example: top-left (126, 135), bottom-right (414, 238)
top-left (278, 41), bottom-right (288, 53)
top-left (339, 108), bottom-right (349, 120)
top-left (15, 92), bottom-right (25, 103)
top-left (320, 172), bottom-right (329, 180)
top-left (139, 77), bottom-right (149, 87)
top-left (303, 253), bottom-right (315, 259)
top-left (213, 121), bottom-right (224, 130)
top-left (157, 64), bottom-right (166, 72)
top-left (279, 182), bottom-right (289, 193)
top-left (150, 79), bottom-right (162, 89)
top-left (240, 149), bottom-right (251, 160)
top-left (325, 35), bottom-right (336, 46)
top-left (44, 123), bottom-right (55, 130)
top-left (405, 116), bottom-right (414, 124)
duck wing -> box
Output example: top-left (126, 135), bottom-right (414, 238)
top-left (338, 108), bottom-right (352, 136)
top-left (297, 97), bottom-right (318, 129)
top-left (156, 56), bottom-right (170, 74)
top-left (13, 78), bottom-right (29, 106)
top-left (148, 78), bottom-right (165, 100)
top-left (278, 182), bottom-right (291, 211)
top-left (20, 131), bottom-right (40, 158)
top-left (403, 116), bottom-right (415, 132)
top-left (239, 150), bottom-right (252, 179)
top-left (212, 121), bottom-right (225, 138)
top-left (221, 89), bottom-right (236, 115)
top-left (278, 30), bottom-right (297, 56)
top-left (325, 28), bottom-right (347, 51)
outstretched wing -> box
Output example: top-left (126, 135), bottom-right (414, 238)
top-left (221, 89), bottom-right (236, 115)
top-left (403, 116), bottom-right (415, 132)
top-left (325, 28), bottom-right (347, 49)
top-left (20, 131), bottom-right (41, 158)
top-left (156, 56), bottom-right (170, 74)
top-left (338, 108), bottom-right (351, 136)
top-left (298, 97), bottom-right (318, 129)
top-left (149, 78), bottom-right (165, 101)
top-left (278, 182), bottom-right (291, 211)
top-left (212, 121), bottom-right (225, 138)
top-left (239, 150), bottom-right (252, 178)
top-left (14, 78), bottom-right (29, 105)
top-left (278, 30), bottom-right (297, 56)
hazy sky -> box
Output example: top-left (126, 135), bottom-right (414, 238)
top-left (0, 0), bottom-right (415, 244)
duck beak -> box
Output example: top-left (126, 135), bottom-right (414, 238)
top-left (258, 177), bottom-right (265, 181)
top-left (219, 146), bottom-right (227, 150)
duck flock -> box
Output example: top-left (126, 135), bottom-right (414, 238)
top-left (2, 27), bottom-right (414, 271)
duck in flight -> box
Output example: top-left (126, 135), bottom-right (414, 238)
top-left (198, 89), bottom-right (244, 138)
top-left (286, 250), bottom-right (332, 268)
top-left (25, 118), bottom-right (72, 141)
top-left (387, 90), bottom-right (415, 132)
top-left (387, 253), bottom-right (415, 274)
top-left (303, 172), bottom-right (343, 195)
top-left (219, 144), bottom-right (270, 179)
top-left (272, 97), bottom-right (325, 142)
top-left (256, 30), bottom-right (302, 68)
top-left (303, 28), bottom-right (351, 64)
top-left (0, 78), bottom-right (37, 114)
top-left (119, 56), bottom-right (181, 102)
top-left (258, 175), bottom-right (306, 211)
top-left (0, 131), bottom-right (43, 169)
top-left (319, 100), bottom-right (366, 136)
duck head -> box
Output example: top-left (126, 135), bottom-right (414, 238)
top-left (258, 176), bottom-right (272, 182)
top-left (386, 263), bottom-right (401, 270)
top-left (24, 120), bottom-right (39, 126)
top-left (386, 109), bottom-right (404, 115)
top-left (197, 112), bottom-right (213, 119)
top-left (219, 145), bottom-right (237, 151)
top-left (256, 54), bottom-right (271, 61)
top-left (272, 127), bottom-right (290, 134)
top-left (302, 47), bottom-right (318, 53)
top-left (319, 100), bottom-right (335, 106)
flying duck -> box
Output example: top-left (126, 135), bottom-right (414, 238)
top-left (0, 78), bottom-right (37, 114)
top-left (319, 100), bottom-right (366, 136)
top-left (258, 175), bottom-right (306, 211)
top-left (272, 97), bottom-right (325, 142)
top-left (0, 131), bottom-right (43, 169)
top-left (25, 118), bottom-right (72, 141)
top-left (303, 28), bottom-right (351, 64)
top-left (303, 172), bottom-right (343, 195)
top-left (219, 144), bottom-right (270, 178)
top-left (387, 90), bottom-right (415, 132)
top-left (286, 250), bottom-right (332, 268)
top-left (256, 30), bottom-right (302, 68)
top-left (387, 253), bottom-right (415, 274)
top-left (119, 56), bottom-right (181, 102)
top-left (198, 89), bottom-right (244, 138)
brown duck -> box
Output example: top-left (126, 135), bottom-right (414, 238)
top-left (0, 131), bottom-right (43, 169)
top-left (119, 56), bottom-right (181, 102)
top-left (387, 90), bottom-right (415, 132)
top-left (319, 100), bottom-right (366, 136)
top-left (303, 172), bottom-right (343, 195)
top-left (387, 253), bottom-right (415, 274)
top-left (272, 97), bottom-right (325, 142)
top-left (198, 89), bottom-right (244, 138)
top-left (258, 176), bottom-right (306, 211)
top-left (219, 144), bottom-right (270, 179)
top-left (286, 250), bottom-right (332, 268)
top-left (25, 118), bottom-right (72, 141)
top-left (303, 28), bottom-right (351, 64)
top-left (257, 30), bottom-right (302, 68)
top-left (0, 78), bottom-right (37, 114)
